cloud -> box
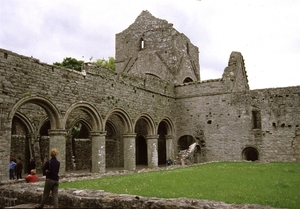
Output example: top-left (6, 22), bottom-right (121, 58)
top-left (0, 0), bottom-right (299, 89)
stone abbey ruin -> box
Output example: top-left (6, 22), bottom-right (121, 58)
top-left (0, 10), bottom-right (299, 181)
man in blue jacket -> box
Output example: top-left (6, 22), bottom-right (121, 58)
top-left (9, 159), bottom-right (17, 179)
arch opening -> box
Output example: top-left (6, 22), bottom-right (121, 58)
top-left (183, 77), bottom-right (193, 83)
top-left (136, 135), bottom-right (147, 165)
top-left (157, 122), bottom-right (167, 165)
top-left (242, 147), bottom-right (259, 161)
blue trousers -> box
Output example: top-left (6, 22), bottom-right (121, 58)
top-left (9, 169), bottom-right (15, 179)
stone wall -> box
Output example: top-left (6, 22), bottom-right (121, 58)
top-left (115, 10), bottom-right (200, 84)
top-left (0, 47), bottom-right (177, 179)
top-left (0, 10), bottom-right (300, 181)
top-left (175, 82), bottom-right (300, 162)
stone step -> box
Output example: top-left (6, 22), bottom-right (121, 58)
top-left (4, 204), bottom-right (52, 208)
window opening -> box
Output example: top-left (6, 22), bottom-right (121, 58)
top-left (140, 38), bottom-right (145, 49)
top-left (252, 110), bottom-right (261, 129)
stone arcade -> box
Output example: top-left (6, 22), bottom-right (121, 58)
top-left (0, 10), bottom-right (300, 181)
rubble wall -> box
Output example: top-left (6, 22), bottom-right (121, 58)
top-left (175, 83), bottom-right (300, 162)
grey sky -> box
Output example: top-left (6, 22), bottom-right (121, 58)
top-left (1, 0), bottom-right (299, 90)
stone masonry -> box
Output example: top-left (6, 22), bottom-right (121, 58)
top-left (0, 10), bottom-right (299, 183)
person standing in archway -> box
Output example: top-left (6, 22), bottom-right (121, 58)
top-left (35, 148), bottom-right (60, 209)
top-left (9, 158), bottom-right (17, 180)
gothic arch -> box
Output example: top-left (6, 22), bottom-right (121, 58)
top-left (8, 96), bottom-right (62, 129)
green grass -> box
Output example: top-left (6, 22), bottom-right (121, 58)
top-left (60, 162), bottom-right (300, 209)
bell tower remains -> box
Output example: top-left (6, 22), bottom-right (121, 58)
top-left (115, 10), bottom-right (200, 84)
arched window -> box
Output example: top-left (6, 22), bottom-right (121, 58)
top-left (183, 77), bottom-right (193, 83)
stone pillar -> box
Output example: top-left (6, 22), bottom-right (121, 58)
top-left (91, 131), bottom-right (106, 173)
top-left (123, 133), bottom-right (136, 171)
top-left (32, 134), bottom-right (42, 173)
top-left (146, 135), bottom-right (159, 168)
top-left (165, 135), bottom-right (174, 160)
top-left (48, 129), bottom-right (67, 175)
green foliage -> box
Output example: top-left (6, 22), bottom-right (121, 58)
top-left (53, 57), bottom-right (84, 72)
top-left (60, 162), bottom-right (300, 209)
top-left (71, 123), bottom-right (81, 139)
top-left (94, 57), bottom-right (115, 71)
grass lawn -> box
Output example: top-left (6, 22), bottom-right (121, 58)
top-left (60, 162), bottom-right (300, 209)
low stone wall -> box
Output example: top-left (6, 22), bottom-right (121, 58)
top-left (0, 167), bottom-right (279, 209)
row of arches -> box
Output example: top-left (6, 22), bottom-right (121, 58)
top-left (9, 96), bottom-right (175, 174)
top-left (9, 96), bottom-right (260, 176)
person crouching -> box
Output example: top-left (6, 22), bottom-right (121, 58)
top-left (25, 169), bottom-right (38, 183)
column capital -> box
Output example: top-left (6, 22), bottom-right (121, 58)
top-left (165, 135), bottom-right (173, 140)
top-left (90, 131), bottom-right (107, 137)
top-left (146, 135), bottom-right (159, 140)
top-left (123, 133), bottom-right (136, 138)
top-left (48, 129), bottom-right (67, 136)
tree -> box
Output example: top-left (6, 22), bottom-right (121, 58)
top-left (95, 57), bottom-right (115, 71)
top-left (53, 57), bottom-right (84, 72)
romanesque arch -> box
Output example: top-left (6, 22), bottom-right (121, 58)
top-left (11, 112), bottom-right (35, 174)
top-left (134, 113), bottom-right (156, 166)
top-left (63, 102), bottom-right (103, 171)
top-left (105, 107), bottom-right (133, 133)
top-left (183, 77), bottom-right (193, 83)
top-left (66, 118), bottom-right (92, 171)
top-left (105, 108), bottom-right (134, 170)
top-left (63, 101), bottom-right (103, 131)
top-left (105, 120), bottom-right (120, 167)
top-left (177, 135), bottom-right (195, 151)
top-left (242, 146), bottom-right (260, 161)
top-left (157, 117), bottom-right (175, 165)
top-left (8, 96), bottom-right (62, 173)
top-left (8, 96), bottom-right (62, 129)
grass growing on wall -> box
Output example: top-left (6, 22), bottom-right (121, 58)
top-left (60, 162), bottom-right (300, 209)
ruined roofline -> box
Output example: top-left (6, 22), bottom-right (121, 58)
top-left (116, 10), bottom-right (191, 42)
top-left (175, 78), bottom-right (223, 87)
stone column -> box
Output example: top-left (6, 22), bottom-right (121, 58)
top-left (48, 129), bottom-right (67, 175)
top-left (165, 135), bottom-right (174, 160)
top-left (146, 135), bottom-right (159, 168)
top-left (91, 131), bottom-right (106, 173)
top-left (123, 133), bottom-right (136, 171)
top-left (32, 134), bottom-right (42, 172)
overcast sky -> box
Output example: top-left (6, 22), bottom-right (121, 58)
top-left (1, 0), bottom-right (299, 90)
